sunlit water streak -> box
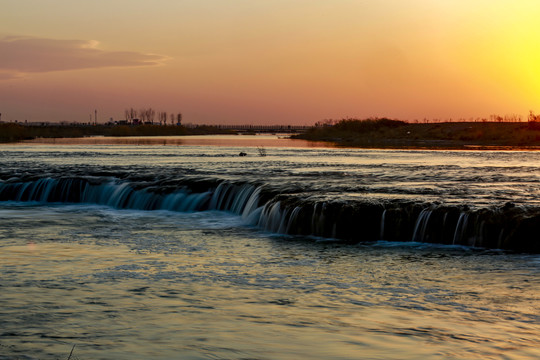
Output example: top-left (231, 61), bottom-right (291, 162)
top-left (1, 136), bottom-right (539, 359)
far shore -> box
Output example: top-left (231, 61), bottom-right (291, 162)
top-left (0, 123), bottom-right (235, 143)
top-left (291, 118), bottom-right (540, 150)
top-left (3, 120), bottom-right (540, 150)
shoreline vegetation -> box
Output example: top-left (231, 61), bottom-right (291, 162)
top-left (292, 118), bottom-right (540, 150)
top-left (3, 118), bottom-right (540, 149)
top-left (0, 123), bottom-right (235, 143)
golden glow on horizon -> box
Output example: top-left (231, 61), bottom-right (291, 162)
top-left (1, 0), bottom-right (540, 124)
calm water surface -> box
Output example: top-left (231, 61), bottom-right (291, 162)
top-left (1, 135), bottom-right (539, 359)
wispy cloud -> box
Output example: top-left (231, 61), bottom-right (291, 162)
top-left (0, 36), bottom-right (168, 77)
top-left (0, 70), bottom-right (24, 80)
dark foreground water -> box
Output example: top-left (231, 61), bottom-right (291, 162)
top-left (0, 136), bottom-right (539, 359)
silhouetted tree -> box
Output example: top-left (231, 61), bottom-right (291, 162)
top-left (490, 114), bottom-right (504, 123)
top-left (123, 107), bottom-right (183, 126)
top-left (528, 110), bottom-right (540, 122)
top-left (147, 108), bottom-right (155, 124)
top-left (139, 108), bottom-right (148, 123)
top-left (159, 111), bottom-right (167, 125)
top-left (129, 108), bottom-right (138, 124)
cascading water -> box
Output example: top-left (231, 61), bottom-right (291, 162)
top-left (453, 212), bottom-right (469, 245)
top-left (3, 142), bottom-right (540, 360)
top-left (1, 175), bottom-right (540, 252)
top-left (380, 209), bottom-right (386, 240)
top-left (412, 209), bottom-right (433, 242)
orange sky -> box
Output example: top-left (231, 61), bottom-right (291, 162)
top-left (1, 0), bottom-right (540, 125)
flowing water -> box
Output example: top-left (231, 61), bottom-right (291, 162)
top-left (0, 135), bottom-right (539, 359)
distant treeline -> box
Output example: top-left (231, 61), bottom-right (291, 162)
top-left (5, 117), bottom-right (540, 148)
top-left (0, 123), bottom-right (234, 143)
top-left (293, 117), bottom-right (540, 149)
top-left (122, 107), bottom-right (182, 125)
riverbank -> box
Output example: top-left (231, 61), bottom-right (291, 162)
top-left (0, 123), bottom-right (235, 143)
top-left (5, 120), bottom-right (540, 149)
top-left (292, 119), bottom-right (540, 149)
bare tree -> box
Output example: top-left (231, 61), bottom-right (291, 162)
top-left (139, 108), bottom-right (147, 123)
top-left (146, 108), bottom-right (156, 124)
top-left (490, 114), bottom-right (504, 123)
top-left (504, 114), bottom-right (521, 122)
top-left (159, 111), bottom-right (167, 125)
top-left (528, 110), bottom-right (540, 122)
top-left (123, 107), bottom-right (181, 125)
top-left (130, 108), bottom-right (138, 124)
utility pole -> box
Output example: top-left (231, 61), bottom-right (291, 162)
top-left (94, 109), bottom-right (97, 125)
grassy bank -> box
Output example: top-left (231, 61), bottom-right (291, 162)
top-left (5, 120), bottom-right (540, 149)
top-left (0, 123), bottom-right (235, 143)
top-left (292, 118), bottom-right (540, 149)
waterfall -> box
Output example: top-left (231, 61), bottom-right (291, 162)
top-left (286, 206), bottom-right (303, 234)
top-left (208, 182), bottom-right (229, 210)
top-left (380, 209), bottom-right (386, 240)
top-left (1, 177), bottom-right (540, 252)
top-left (452, 212), bottom-right (469, 245)
top-left (229, 184), bottom-right (254, 214)
top-left (258, 201), bottom-right (283, 233)
top-left (412, 209), bottom-right (432, 242)
top-left (242, 187), bottom-right (262, 218)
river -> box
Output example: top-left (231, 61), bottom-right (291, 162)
top-left (0, 135), bottom-right (539, 359)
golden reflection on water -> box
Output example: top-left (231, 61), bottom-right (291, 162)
top-left (2, 143), bottom-right (540, 359)
top-left (2, 231), bottom-right (540, 360)
top-left (23, 134), bottom-right (338, 148)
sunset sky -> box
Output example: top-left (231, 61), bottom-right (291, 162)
top-left (1, 0), bottom-right (540, 125)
